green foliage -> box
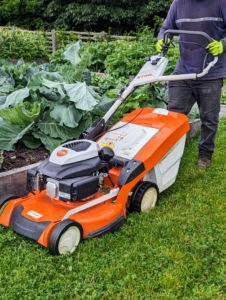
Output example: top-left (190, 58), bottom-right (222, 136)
top-left (91, 74), bottom-right (129, 91)
top-left (1, 118), bottom-right (226, 299)
top-left (82, 68), bottom-right (91, 86)
top-left (84, 27), bottom-right (179, 79)
top-left (0, 0), bottom-right (173, 33)
top-left (153, 15), bottom-right (164, 36)
top-left (0, 42), bottom-right (99, 152)
top-left (84, 27), bottom-right (156, 77)
top-left (0, 150), bottom-right (3, 168)
top-left (165, 42), bottom-right (180, 74)
top-left (100, 83), bottom-right (167, 123)
top-left (104, 40), bottom-right (154, 78)
top-left (220, 90), bottom-right (226, 104)
top-left (0, 27), bottom-right (49, 59)
top-left (49, 42), bottom-right (92, 82)
top-left (48, 48), bottom-right (68, 65)
top-left (0, 0), bottom-right (43, 29)
top-left (42, 0), bottom-right (173, 34)
top-left (55, 29), bottom-right (81, 49)
top-left (82, 41), bottom-right (116, 73)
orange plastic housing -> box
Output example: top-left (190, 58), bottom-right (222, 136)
top-left (0, 107), bottom-right (189, 250)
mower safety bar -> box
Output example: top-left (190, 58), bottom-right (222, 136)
top-left (162, 29), bottom-right (218, 78)
top-left (163, 29), bottom-right (212, 45)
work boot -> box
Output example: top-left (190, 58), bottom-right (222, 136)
top-left (196, 157), bottom-right (211, 168)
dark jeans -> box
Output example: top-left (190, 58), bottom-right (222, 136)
top-left (168, 78), bottom-right (223, 159)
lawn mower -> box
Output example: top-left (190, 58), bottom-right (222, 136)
top-left (0, 30), bottom-right (218, 255)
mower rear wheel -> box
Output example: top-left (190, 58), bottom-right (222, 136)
top-left (0, 194), bottom-right (18, 215)
top-left (130, 181), bottom-right (159, 212)
top-left (49, 219), bottom-right (83, 255)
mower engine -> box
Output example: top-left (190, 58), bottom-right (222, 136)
top-left (26, 140), bottom-right (114, 202)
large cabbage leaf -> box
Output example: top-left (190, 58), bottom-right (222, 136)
top-left (37, 86), bottom-right (59, 101)
top-left (27, 71), bottom-right (64, 91)
top-left (3, 87), bottom-right (30, 108)
top-left (0, 96), bottom-right (6, 106)
top-left (92, 95), bottom-right (115, 117)
top-left (62, 42), bottom-right (83, 66)
top-left (41, 78), bottom-right (66, 98)
top-left (0, 120), bottom-right (34, 150)
top-left (64, 82), bottom-right (98, 111)
top-left (50, 104), bottom-right (82, 128)
top-left (0, 68), bottom-right (10, 85)
top-left (25, 66), bottom-right (41, 81)
top-left (32, 130), bottom-right (63, 153)
top-left (36, 113), bottom-right (81, 140)
top-left (34, 113), bottom-right (91, 152)
top-left (33, 114), bottom-right (83, 152)
top-left (22, 135), bottom-right (43, 149)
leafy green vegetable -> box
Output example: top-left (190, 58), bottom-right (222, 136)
top-left (0, 82), bottom-right (14, 95)
top-left (0, 120), bottom-right (34, 151)
top-left (50, 104), bottom-right (82, 128)
top-left (92, 95), bottom-right (116, 117)
top-left (3, 87), bottom-right (30, 108)
top-left (62, 42), bottom-right (83, 66)
top-left (0, 42), bottom-right (97, 151)
top-left (64, 82), bottom-right (99, 111)
top-left (0, 102), bottom-right (41, 125)
top-left (22, 135), bottom-right (43, 149)
top-left (82, 68), bottom-right (91, 86)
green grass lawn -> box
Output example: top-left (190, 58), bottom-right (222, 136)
top-left (1, 118), bottom-right (226, 300)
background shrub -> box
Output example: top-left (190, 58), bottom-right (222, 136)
top-left (0, 27), bottom-right (49, 60)
top-left (0, 0), bottom-right (173, 34)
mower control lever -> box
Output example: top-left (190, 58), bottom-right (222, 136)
top-left (144, 56), bottom-right (162, 65)
top-left (151, 57), bottom-right (162, 65)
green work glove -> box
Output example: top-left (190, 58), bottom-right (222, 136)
top-left (206, 39), bottom-right (224, 56)
top-left (156, 38), bottom-right (170, 52)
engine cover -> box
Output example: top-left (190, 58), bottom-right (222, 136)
top-left (49, 140), bottom-right (100, 165)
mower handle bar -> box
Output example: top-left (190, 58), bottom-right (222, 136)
top-left (162, 29), bottom-right (218, 77)
top-left (82, 30), bottom-right (217, 139)
top-left (163, 29), bottom-right (212, 45)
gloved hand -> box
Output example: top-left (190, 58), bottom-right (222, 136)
top-left (206, 39), bottom-right (224, 56)
top-left (156, 38), bottom-right (170, 52)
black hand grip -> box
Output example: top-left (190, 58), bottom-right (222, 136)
top-left (163, 29), bottom-right (212, 44)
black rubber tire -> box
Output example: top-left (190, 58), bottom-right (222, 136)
top-left (130, 181), bottom-right (159, 213)
top-left (0, 194), bottom-right (18, 215)
top-left (49, 219), bottom-right (83, 255)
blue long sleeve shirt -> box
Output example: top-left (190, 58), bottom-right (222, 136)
top-left (158, 0), bottom-right (226, 79)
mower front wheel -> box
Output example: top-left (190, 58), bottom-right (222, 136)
top-left (130, 181), bottom-right (159, 212)
top-left (0, 194), bottom-right (18, 215)
top-left (49, 219), bottom-right (83, 255)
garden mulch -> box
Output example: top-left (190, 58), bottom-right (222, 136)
top-left (0, 143), bottom-right (49, 173)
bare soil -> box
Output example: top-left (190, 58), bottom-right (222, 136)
top-left (0, 143), bottom-right (49, 173)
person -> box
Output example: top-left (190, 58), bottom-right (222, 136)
top-left (156, 0), bottom-right (226, 168)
